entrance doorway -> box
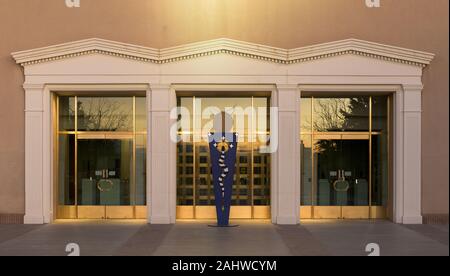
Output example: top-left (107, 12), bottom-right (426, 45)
top-left (176, 95), bottom-right (271, 219)
top-left (300, 95), bottom-right (392, 219)
top-left (55, 95), bottom-right (147, 219)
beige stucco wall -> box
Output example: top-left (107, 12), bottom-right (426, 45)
top-left (0, 0), bottom-right (448, 217)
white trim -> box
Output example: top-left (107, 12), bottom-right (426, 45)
top-left (12, 38), bottom-right (434, 67)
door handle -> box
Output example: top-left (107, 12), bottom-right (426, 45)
top-left (334, 169), bottom-right (349, 192)
top-left (340, 170), bottom-right (346, 181)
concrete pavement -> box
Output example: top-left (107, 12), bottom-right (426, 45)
top-left (0, 220), bottom-right (447, 256)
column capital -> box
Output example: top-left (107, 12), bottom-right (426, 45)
top-left (402, 84), bottom-right (424, 92)
top-left (23, 83), bottom-right (45, 91)
top-left (150, 83), bottom-right (172, 91)
top-left (24, 84), bottom-right (44, 112)
top-left (402, 85), bottom-right (423, 113)
top-left (276, 84), bottom-right (299, 112)
top-left (276, 84), bottom-right (299, 92)
top-left (150, 84), bottom-right (173, 112)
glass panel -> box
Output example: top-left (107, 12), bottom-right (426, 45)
top-left (197, 97), bottom-right (252, 206)
top-left (197, 97), bottom-right (252, 138)
top-left (77, 97), bottom-right (133, 131)
top-left (58, 134), bottom-right (75, 205)
top-left (254, 97), bottom-right (270, 137)
top-left (315, 139), bottom-right (369, 206)
top-left (135, 97), bottom-right (147, 132)
top-left (233, 140), bottom-right (251, 206)
top-left (301, 95), bottom-right (390, 218)
top-left (177, 138), bottom-right (194, 205)
top-left (195, 142), bottom-right (213, 206)
top-left (77, 139), bottom-right (133, 206)
top-left (300, 97), bottom-right (312, 133)
top-left (177, 97), bottom-right (194, 206)
top-left (177, 97), bottom-right (193, 137)
top-left (176, 96), bottom-right (271, 211)
top-left (253, 141), bottom-right (271, 206)
top-left (59, 97), bottom-right (75, 131)
top-left (300, 135), bottom-right (312, 205)
top-left (372, 96), bottom-right (389, 206)
top-left (313, 97), bottom-right (370, 132)
top-left (57, 95), bottom-right (148, 219)
top-left (253, 97), bottom-right (271, 206)
top-left (135, 134), bottom-right (147, 205)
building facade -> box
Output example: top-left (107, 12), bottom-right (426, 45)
top-left (0, 0), bottom-right (448, 225)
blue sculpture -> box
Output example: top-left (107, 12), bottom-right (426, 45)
top-left (208, 132), bottom-right (238, 227)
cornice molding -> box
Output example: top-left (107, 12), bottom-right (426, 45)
top-left (12, 38), bottom-right (435, 68)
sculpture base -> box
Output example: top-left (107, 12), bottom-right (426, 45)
top-left (208, 224), bottom-right (239, 228)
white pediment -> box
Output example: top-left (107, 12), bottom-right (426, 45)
top-left (12, 38), bottom-right (434, 68)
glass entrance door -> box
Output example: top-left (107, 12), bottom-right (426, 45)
top-left (301, 95), bottom-right (391, 219)
top-left (56, 96), bottom-right (147, 219)
top-left (77, 138), bottom-right (133, 218)
top-left (315, 136), bottom-right (370, 214)
top-left (176, 96), bottom-right (271, 219)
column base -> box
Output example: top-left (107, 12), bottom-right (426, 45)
top-left (275, 215), bottom-right (299, 225)
top-left (149, 215), bottom-right (173, 224)
top-left (24, 215), bottom-right (45, 224)
top-left (402, 216), bottom-right (423, 225)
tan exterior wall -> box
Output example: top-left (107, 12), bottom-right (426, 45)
top-left (0, 0), bottom-right (448, 217)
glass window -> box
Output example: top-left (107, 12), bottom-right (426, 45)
top-left (232, 142), bottom-right (252, 206)
top-left (59, 97), bottom-right (75, 131)
top-left (56, 95), bottom-right (148, 219)
top-left (300, 95), bottom-right (390, 218)
top-left (195, 141), bottom-right (215, 205)
top-left (300, 135), bottom-right (312, 206)
top-left (135, 134), bottom-right (147, 205)
top-left (300, 98), bottom-right (312, 133)
top-left (253, 97), bottom-right (271, 206)
top-left (177, 140), bottom-right (194, 205)
top-left (176, 96), bottom-right (271, 208)
top-left (135, 97), bottom-right (147, 132)
top-left (313, 96), bottom-right (370, 132)
top-left (314, 139), bottom-right (369, 206)
top-left (77, 97), bottom-right (133, 132)
top-left (371, 96), bottom-right (389, 206)
top-left (58, 134), bottom-right (75, 205)
top-left (196, 97), bottom-right (252, 140)
top-left (77, 139), bottom-right (133, 206)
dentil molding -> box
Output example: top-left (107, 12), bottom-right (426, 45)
top-left (12, 38), bottom-right (434, 68)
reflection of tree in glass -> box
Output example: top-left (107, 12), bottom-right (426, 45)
top-left (78, 98), bottom-right (131, 131)
top-left (314, 97), bottom-right (369, 157)
top-left (315, 140), bottom-right (338, 154)
top-left (314, 98), bottom-right (351, 132)
top-left (341, 97), bottom-right (370, 131)
top-left (314, 97), bottom-right (369, 132)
